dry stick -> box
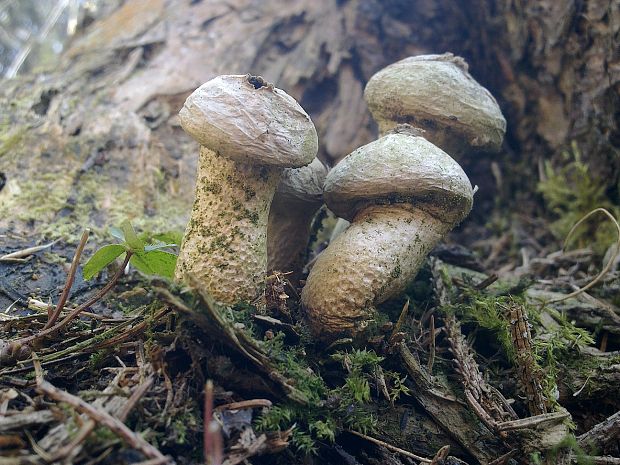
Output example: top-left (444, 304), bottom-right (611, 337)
top-left (427, 315), bottom-right (436, 374)
top-left (214, 399), bottom-right (272, 412)
top-left (577, 410), bottom-right (620, 452)
top-left (21, 252), bottom-right (133, 345)
top-left (29, 298), bottom-right (105, 321)
top-left (0, 240), bottom-right (59, 261)
top-left (581, 456), bottom-right (620, 465)
top-left (389, 298), bottom-right (410, 344)
top-left (117, 376), bottom-right (155, 422)
top-left (203, 380), bottom-right (223, 465)
top-left (204, 380), bottom-right (214, 464)
top-left (502, 299), bottom-right (547, 415)
top-left (50, 370), bottom-right (131, 462)
top-left (33, 357), bottom-right (168, 463)
top-left (44, 230), bottom-right (90, 329)
top-left (547, 208), bottom-right (620, 304)
top-left (430, 445), bottom-right (450, 465)
top-left (346, 429), bottom-right (432, 463)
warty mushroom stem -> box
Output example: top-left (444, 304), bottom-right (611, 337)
top-left (301, 130), bottom-right (473, 341)
top-left (302, 204), bottom-right (448, 337)
top-left (176, 147), bottom-right (279, 303)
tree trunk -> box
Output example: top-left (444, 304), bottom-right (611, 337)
top-left (2, 0), bottom-right (617, 241)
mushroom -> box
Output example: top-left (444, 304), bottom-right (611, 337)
top-left (301, 126), bottom-right (473, 339)
top-left (175, 74), bottom-right (318, 304)
top-left (364, 53), bottom-right (506, 157)
top-left (267, 157), bottom-right (327, 285)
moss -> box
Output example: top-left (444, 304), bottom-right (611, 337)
top-left (251, 333), bottom-right (384, 455)
top-left (538, 141), bottom-right (620, 255)
top-left (0, 126), bottom-right (26, 158)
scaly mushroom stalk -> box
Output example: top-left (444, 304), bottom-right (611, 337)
top-left (267, 158), bottom-right (327, 284)
top-left (302, 128), bottom-right (473, 340)
top-left (176, 74), bottom-right (318, 304)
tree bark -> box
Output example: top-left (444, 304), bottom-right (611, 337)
top-left (2, 0), bottom-right (617, 242)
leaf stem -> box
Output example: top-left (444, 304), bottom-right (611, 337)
top-left (22, 252), bottom-right (133, 345)
top-left (44, 229), bottom-right (90, 329)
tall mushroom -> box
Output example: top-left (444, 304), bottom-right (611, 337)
top-left (301, 127), bottom-right (474, 339)
top-left (267, 157), bottom-right (327, 285)
top-left (364, 53), bottom-right (506, 157)
top-left (176, 74), bottom-right (318, 304)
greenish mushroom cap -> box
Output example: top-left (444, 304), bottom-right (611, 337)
top-left (364, 53), bottom-right (506, 157)
top-left (324, 131), bottom-right (473, 224)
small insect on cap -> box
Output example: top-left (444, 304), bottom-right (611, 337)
top-left (179, 74), bottom-right (318, 168)
top-left (364, 53), bottom-right (506, 158)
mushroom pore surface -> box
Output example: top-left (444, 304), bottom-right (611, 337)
top-left (175, 74), bottom-right (318, 304)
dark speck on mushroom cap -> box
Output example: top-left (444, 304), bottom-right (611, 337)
top-left (179, 74), bottom-right (318, 168)
top-left (324, 133), bottom-right (474, 224)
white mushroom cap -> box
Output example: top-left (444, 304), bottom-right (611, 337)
top-left (179, 74), bottom-right (318, 168)
top-left (364, 53), bottom-right (506, 157)
top-left (324, 129), bottom-right (473, 224)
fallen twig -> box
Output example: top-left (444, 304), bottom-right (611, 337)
top-left (214, 399), bottom-right (272, 412)
top-left (577, 410), bottom-right (620, 453)
top-left (0, 240), bottom-right (59, 261)
top-left (18, 252), bottom-right (133, 347)
top-left (547, 208), bottom-right (620, 304)
top-left (346, 429), bottom-right (432, 463)
top-left (33, 356), bottom-right (170, 463)
top-left (496, 410), bottom-right (570, 432)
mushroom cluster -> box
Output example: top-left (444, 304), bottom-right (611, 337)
top-left (302, 53), bottom-right (506, 340)
top-left (175, 54), bottom-right (505, 342)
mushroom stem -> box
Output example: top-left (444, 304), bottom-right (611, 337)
top-left (267, 158), bottom-right (327, 284)
top-left (267, 198), bottom-right (318, 280)
top-left (176, 147), bottom-right (279, 304)
top-left (302, 204), bottom-right (447, 338)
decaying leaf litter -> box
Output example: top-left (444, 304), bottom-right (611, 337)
top-left (1, 2), bottom-right (620, 464)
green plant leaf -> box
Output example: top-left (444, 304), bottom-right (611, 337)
top-left (109, 226), bottom-right (125, 242)
top-left (144, 242), bottom-right (177, 252)
top-left (130, 250), bottom-right (177, 278)
top-left (83, 244), bottom-right (126, 280)
top-left (121, 220), bottom-right (144, 252)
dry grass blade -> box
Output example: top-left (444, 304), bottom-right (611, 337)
top-left (547, 208), bottom-right (620, 304)
top-left (346, 429), bottom-right (432, 463)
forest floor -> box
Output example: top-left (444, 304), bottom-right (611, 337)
top-left (1, 208), bottom-right (619, 465)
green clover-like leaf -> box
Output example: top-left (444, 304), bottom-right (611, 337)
top-left (82, 244), bottom-right (126, 280)
top-left (120, 220), bottom-right (144, 252)
top-left (130, 250), bottom-right (177, 279)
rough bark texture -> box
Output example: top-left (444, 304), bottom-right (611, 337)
top-left (1, 0), bottom-right (617, 244)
